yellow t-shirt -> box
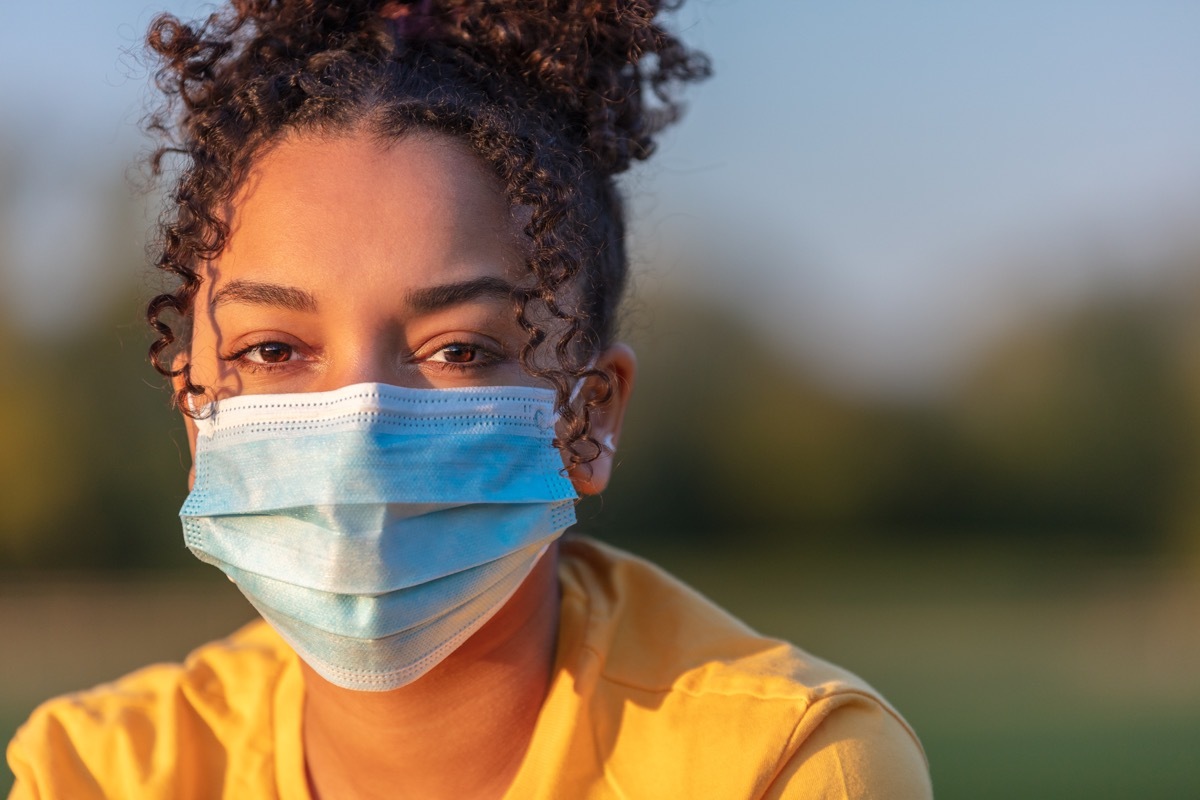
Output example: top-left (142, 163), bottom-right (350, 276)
top-left (7, 537), bottom-right (932, 799)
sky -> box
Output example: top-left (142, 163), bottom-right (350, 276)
top-left (2, 0), bottom-right (1199, 395)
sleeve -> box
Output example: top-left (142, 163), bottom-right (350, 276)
top-left (7, 725), bottom-right (43, 800)
top-left (6, 709), bottom-right (106, 800)
top-left (7, 777), bottom-right (36, 800)
top-left (760, 692), bottom-right (933, 800)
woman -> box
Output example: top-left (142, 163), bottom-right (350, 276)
top-left (7, 1), bottom-right (932, 797)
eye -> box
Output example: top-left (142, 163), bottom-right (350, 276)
top-left (421, 341), bottom-right (507, 373)
top-left (220, 339), bottom-right (311, 372)
top-left (243, 341), bottom-right (295, 364)
top-left (428, 343), bottom-right (484, 364)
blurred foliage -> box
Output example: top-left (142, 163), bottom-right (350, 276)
top-left (3, 165), bottom-right (1200, 568)
top-left (580, 273), bottom-right (1200, 556)
top-left (0, 310), bottom-right (191, 570)
top-left (0, 178), bottom-right (190, 571)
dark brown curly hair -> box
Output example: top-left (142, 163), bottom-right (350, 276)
top-left (143, 0), bottom-right (709, 465)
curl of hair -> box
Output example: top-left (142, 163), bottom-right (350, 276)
top-left (143, 0), bottom-right (709, 464)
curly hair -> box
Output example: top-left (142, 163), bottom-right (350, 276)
top-left (143, 0), bottom-right (709, 465)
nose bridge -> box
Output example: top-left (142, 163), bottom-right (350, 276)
top-left (317, 318), bottom-right (428, 390)
top-left (327, 355), bottom-right (393, 389)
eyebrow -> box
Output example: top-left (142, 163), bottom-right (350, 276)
top-left (208, 275), bottom-right (515, 315)
top-left (210, 280), bottom-right (318, 312)
top-left (404, 276), bottom-right (515, 314)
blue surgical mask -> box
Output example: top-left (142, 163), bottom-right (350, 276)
top-left (179, 383), bottom-right (578, 691)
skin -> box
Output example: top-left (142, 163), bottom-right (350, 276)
top-left (173, 129), bottom-right (635, 799)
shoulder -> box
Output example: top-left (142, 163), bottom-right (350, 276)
top-left (6, 621), bottom-right (295, 800)
top-left (556, 536), bottom-right (931, 799)
top-left (761, 690), bottom-right (933, 799)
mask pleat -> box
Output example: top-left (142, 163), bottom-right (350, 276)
top-left (184, 500), bottom-right (574, 593)
top-left (220, 539), bottom-right (546, 638)
top-left (179, 383), bottom-right (578, 692)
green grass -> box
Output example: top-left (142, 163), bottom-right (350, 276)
top-left (924, 711), bottom-right (1200, 800)
top-left (3, 546), bottom-right (1198, 798)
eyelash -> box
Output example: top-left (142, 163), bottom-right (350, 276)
top-left (220, 340), bottom-right (304, 374)
top-left (422, 341), bottom-right (505, 373)
top-left (219, 340), bottom-right (505, 374)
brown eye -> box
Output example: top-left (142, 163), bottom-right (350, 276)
top-left (247, 342), bottom-right (293, 364)
top-left (434, 343), bottom-right (477, 364)
top-left (424, 341), bottom-right (505, 372)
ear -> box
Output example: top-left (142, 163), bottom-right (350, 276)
top-left (171, 352), bottom-right (200, 491)
top-left (566, 342), bottom-right (636, 496)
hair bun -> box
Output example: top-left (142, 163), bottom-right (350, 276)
top-left (163, 0), bottom-right (709, 175)
top-left (445, 1), bottom-right (710, 174)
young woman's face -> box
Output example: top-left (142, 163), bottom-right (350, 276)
top-left (179, 128), bottom-right (633, 493)
top-left (186, 130), bottom-right (535, 399)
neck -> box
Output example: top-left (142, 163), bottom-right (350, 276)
top-left (302, 544), bottom-right (561, 800)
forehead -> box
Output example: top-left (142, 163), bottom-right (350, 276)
top-left (214, 129), bottom-right (525, 292)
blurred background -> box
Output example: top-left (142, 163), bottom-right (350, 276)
top-left (2, 1), bottom-right (1199, 796)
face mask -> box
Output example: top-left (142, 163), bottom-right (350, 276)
top-left (179, 382), bottom-right (578, 692)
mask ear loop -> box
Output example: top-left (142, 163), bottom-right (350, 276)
top-left (185, 389), bottom-right (212, 418)
top-left (567, 361), bottom-right (616, 454)
top-left (568, 370), bottom-right (590, 405)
